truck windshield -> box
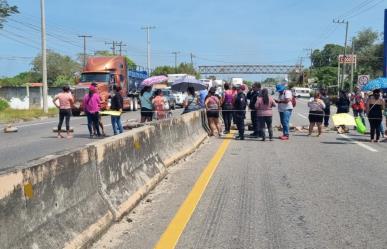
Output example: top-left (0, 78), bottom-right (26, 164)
top-left (80, 73), bottom-right (110, 83)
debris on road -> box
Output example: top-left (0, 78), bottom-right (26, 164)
top-left (3, 125), bottom-right (18, 133)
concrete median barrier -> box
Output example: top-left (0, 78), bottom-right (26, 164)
top-left (0, 110), bottom-right (208, 249)
top-left (92, 126), bottom-right (167, 221)
top-left (0, 146), bottom-right (112, 249)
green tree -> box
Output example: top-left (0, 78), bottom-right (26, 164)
top-left (151, 63), bottom-right (200, 78)
top-left (53, 75), bottom-right (76, 87)
top-left (314, 66), bottom-right (337, 88)
top-left (0, 0), bottom-right (18, 28)
top-left (0, 71), bottom-right (41, 87)
top-left (32, 50), bottom-right (81, 85)
top-left (311, 44), bottom-right (344, 68)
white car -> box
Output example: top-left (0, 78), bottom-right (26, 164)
top-left (172, 91), bottom-right (187, 107)
top-left (292, 87), bottom-right (312, 98)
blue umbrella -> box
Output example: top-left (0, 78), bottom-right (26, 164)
top-left (171, 76), bottom-right (207, 92)
top-left (361, 77), bottom-right (387, 91)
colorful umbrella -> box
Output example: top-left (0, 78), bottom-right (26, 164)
top-left (141, 75), bottom-right (168, 87)
top-left (361, 77), bottom-right (387, 91)
top-left (171, 76), bottom-right (207, 92)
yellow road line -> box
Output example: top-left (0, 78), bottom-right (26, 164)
top-left (154, 135), bottom-right (233, 249)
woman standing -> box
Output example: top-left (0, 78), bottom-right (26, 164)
top-left (110, 85), bottom-right (124, 135)
top-left (255, 88), bottom-right (276, 141)
top-left (140, 86), bottom-right (153, 123)
top-left (366, 89), bottom-right (385, 142)
top-left (205, 87), bottom-right (222, 136)
top-left (221, 83), bottom-right (235, 134)
top-left (182, 86), bottom-right (199, 114)
top-left (307, 92), bottom-right (326, 136)
top-left (83, 85), bottom-right (101, 138)
top-left (152, 89), bottom-right (166, 120)
top-left (53, 85), bottom-right (74, 138)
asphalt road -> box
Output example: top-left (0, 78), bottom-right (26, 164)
top-left (0, 109), bottom-right (181, 171)
top-left (91, 100), bottom-right (387, 249)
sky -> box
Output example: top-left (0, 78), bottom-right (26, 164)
top-left (0, 0), bottom-right (386, 81)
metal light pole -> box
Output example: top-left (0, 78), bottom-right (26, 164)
top-left (40, 0), bottom-right (48, 113)
top-left (350, 37), bottom-right (355, 93)
top-left (141, 26), bottom-right (156, 75)
top-left (333, 19), bottom-right (349, 90)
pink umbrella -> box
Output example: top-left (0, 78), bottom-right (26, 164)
top-left (141, 75), bottom-right (168, 87)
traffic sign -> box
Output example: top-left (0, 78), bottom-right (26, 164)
top-left (357, 75), bottom-right (369, 88)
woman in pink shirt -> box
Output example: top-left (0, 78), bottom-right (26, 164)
top-left (255, 88), bottom-right (276, 141)
top-left (53, 86), bottom-right (74, 138)
top-left (83, 85), bottom-right (101, 138)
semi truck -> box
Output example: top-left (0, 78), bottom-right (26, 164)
top-left (72, 56), bottom-right (147, 116)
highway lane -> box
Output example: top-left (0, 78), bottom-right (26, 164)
top-left (91, 100), bottom-right (387, 249)
top-left (0, 109), bottom-right (181, 171)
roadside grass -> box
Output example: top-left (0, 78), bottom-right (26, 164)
top-left (0, 108), bottom-right (58, 124)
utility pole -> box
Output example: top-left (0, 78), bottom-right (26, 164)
top-left (105, 41), bottom-right (116, 55)
top-left (350, 37), bottom-right (355, 93)
top-left (303, 48), bottom-right (313, 69)
top-left (40, 0), bottom-right (48, 113)
top-left (190, 53), bottom-right (195, 65)
top-left (333, 19), bottom-right (349, 90)
top-left (172, 51), bottom-right (180, 72)
top-left (116, 41), bottom-right (127, 56)
top-left (78, 35), bottom-right (92, 68)
top-left (141, 26), bottom-right (156, 74)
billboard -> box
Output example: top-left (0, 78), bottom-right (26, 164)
top-left (338, 55), bottom-right (357, 64)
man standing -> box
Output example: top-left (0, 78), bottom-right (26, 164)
top-left (275, 83), bottom-right (293, 140)
top-left (247, 82), bottom-right (261, 137)
top-left (199, 83), bottom-right (209, 108)
top-left (234, 85), bottom-right (247, 140)
top-left (320, 89), bottom-right (331, 127)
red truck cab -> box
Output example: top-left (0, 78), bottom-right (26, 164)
top-left (72, 56), bottom-right (130, 115)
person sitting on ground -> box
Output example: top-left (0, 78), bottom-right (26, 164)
top-left (255, 88), bottom-right (276, 141)
top-left (110, 85), bottom-right (124, 135)
top-left (366, 89), bottom-right (385, 143)
top-left (205, 87), bottom-right (222, 137)
top-left (307, 92), bottom-right (326, 137)
top-left (53, 85), bottom-right (74, 139)
top-left (152, 89), bottom-right (166, 120)
top-left (182, 86), bottom-right (200, 114)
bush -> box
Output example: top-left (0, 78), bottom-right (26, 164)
top-left (0, 98), bottom-right (9, 111)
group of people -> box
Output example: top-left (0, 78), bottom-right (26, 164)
top-left (53, 83), bottom-right (124, 139)
top-left (164, 82), bottom-right (295, 141)
top-left (333, 87), bottom-right (386, 142)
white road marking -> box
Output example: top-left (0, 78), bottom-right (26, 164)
top-left (297, 113), bottom-right (308, 119)
top-left (14, 117), bottom-right (83, 128)
top-left (339, 134), bottom-right (378, 153)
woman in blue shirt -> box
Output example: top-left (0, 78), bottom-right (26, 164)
top-left (140, 86), bottom-right (153, 122)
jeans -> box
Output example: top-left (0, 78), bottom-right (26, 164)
top-left (250, 110), bottom-right (258, 134)
top-left (369, 118), bottom-right (382, 141)
top-left (234, 113), bottom-right (245, 138)
top-left (111, 115), bottom-right (123, 135)
top-left (222, 109), bottom-right (233, 132)
top-left (87, 112), bottom-right (101, 136)
top-left (323, 108), bottom-right (330, 127)
top-left (380, 122), bottom-right (385, 137)
top-left (353, 109), bottom-right (365, 126)
top-left (279, 110), bottom-right (292, 136)
top-left (257, 116), bottom-right (273, 140)
top-left (58, 109), bottom-right (71, 131)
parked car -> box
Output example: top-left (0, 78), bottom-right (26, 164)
top-left (292, 87), bottom-right (312, 98)
top-left (172, 91), bottom-right (186, 107)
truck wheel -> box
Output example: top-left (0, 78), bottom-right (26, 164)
top-left (133, 98), bottom-right (138, 111)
